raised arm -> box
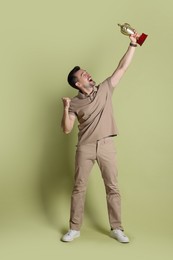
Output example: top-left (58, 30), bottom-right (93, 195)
top-left (61, 97), bottom-right (76, 134)
top-left (110, 33), bottom-right (139, 88)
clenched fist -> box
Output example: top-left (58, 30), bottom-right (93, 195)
top-left (62, 97), bottom-right (71, 110)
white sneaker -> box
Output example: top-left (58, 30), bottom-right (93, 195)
top-left (61, 229), bottom-right (80, 242)
top-left (111, 229), bottom-right (129, 243)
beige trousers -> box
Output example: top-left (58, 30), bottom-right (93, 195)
top-left (69, 137), bottom-right (123, 231)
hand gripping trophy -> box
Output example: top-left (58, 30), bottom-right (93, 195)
top-left (118, 23), bottom-right (148, 46)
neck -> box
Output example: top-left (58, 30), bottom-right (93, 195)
top-left (80, 86), bottom-right (94, 95)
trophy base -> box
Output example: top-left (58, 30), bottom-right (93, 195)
top-left (137, 33), bottom-right (148, 46)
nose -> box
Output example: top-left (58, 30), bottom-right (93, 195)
top-left (86, 72), bottom-right (91, 78)
top-left (83, 72), bottom-right (90, 79)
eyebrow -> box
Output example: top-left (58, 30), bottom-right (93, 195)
top-left (80, 70), bottom-right (86, 77)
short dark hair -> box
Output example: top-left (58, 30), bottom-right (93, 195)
top-left (67, 66), bottom-right (80, 89)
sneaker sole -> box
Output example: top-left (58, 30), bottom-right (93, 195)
top-left (111, 232), bottom-right (129, 243)
top-left (61, 234), bottom-right (80, 242)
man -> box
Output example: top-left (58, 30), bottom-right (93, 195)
top-left (61, 32), bottom-right (139, 243)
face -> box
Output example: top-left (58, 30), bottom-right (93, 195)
top-left (74, 69), bottom-right (96, 90)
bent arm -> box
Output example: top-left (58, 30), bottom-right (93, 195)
top-left (61, 109), bottom-right (76, 134)
top-left (61, 97), bottom-right (76, 134)
top-left (110, 34), bottom-right (138, 88)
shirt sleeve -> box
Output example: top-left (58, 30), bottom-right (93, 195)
top-left (99, 77), bottom-right (114, 95)
top-left (68, 102), bottom-right (77, 117)
top-left (107, 77), bottom-right (115, 94)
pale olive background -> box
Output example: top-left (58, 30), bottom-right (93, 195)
top-left (0, 0), bottom-right (173, 259)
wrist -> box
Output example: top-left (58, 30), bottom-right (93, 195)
top-left (130, 42), bottom-right (137, 47)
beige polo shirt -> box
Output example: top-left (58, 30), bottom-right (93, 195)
top-left (69, 77), bottom-right (119, 145)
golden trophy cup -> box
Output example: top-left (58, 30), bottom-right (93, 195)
top-left (118, 23), bottom-right (148, 46)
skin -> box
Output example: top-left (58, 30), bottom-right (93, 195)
top-left (61, 33), bottom-right (139, 134)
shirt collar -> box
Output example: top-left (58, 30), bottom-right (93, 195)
top-left (77, 86), bottom-right (98, 99)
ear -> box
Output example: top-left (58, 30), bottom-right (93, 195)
top-left (75, 82), bottom-right (80, 88)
